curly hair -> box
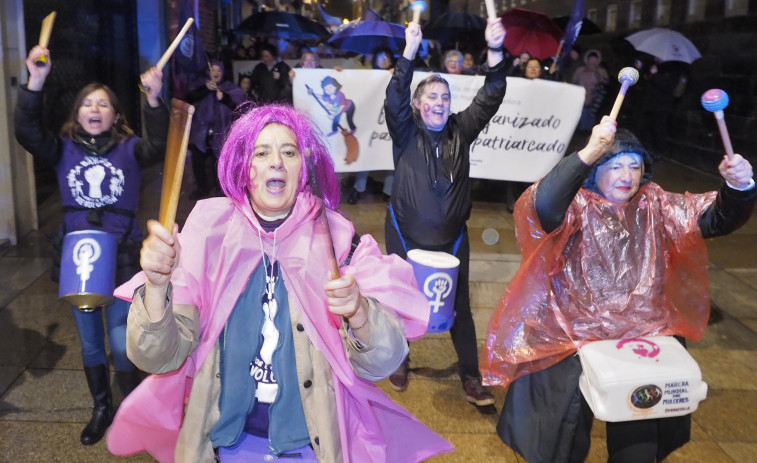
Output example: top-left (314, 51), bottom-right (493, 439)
top-left (217, 103), bottom-right (340, 210)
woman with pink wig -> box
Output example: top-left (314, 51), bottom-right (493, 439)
top-left (107, 104), bottom-right (452, 462)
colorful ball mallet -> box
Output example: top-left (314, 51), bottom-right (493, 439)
top-left (410, 0), bottom-right (426, 24)
top-left (608, 67), bottom-right (640, 120)
top-left (701, 89), bottom-right (734, 160)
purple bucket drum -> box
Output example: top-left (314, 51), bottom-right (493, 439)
top-left (407, 249), bottom-right (460, 333)
top-left (58, 230), bottom-right (117, 311)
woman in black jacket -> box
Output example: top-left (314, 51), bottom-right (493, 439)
top-left (383, 19), bottom-right (507, 406)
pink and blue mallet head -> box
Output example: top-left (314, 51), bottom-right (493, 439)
top-left (701, 88), bottom-right (729, 114)
top-left (609, 67), bottom-right (640, 120)
top-left (411, 1), bottom-right (426, 24)
top-left (701, 89), bottom-right (734, 159)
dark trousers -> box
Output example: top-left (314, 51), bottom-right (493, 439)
top-left (384, 214), bottom-right (480, 380)
top-left (499, 354), bottom-right (691, 463)
top-left (189, 144), bottom-right (218, 193)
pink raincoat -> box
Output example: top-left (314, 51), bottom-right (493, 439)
top-left (107, 191), bottom-right (452, 462)
top-left (481, 182), bottom-right (716, 388)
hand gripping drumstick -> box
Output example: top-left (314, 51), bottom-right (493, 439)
top-left (35, 12), bottom-right (57, 67)
top-left (701, 89), bottom-right (734, 161)
top-left (484, 0), bottom-right (498, 19)
top-left (410, 1), bottom-right (426, 24)
top-left (608, 67), bottom-right (640, 120)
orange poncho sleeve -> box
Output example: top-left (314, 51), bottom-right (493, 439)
top-left (481, 182), bottom-right (716, 388)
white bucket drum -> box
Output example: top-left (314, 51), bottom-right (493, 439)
top-left (407, 249), bottom-right (460, 333)
top-left (58, 230), bottom-right (117, 311)
top-left (578, 336), bottom-right (708, 422)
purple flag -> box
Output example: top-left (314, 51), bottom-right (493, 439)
top-left (172, 0), bottom-right (208, 100)
top-left (556, 0), bottom-right (584, 67)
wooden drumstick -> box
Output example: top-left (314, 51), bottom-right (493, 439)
top-left (608, 67), bottom-right (639, 120)
top-left (156, 18), bottom-right (194, 71)
top-left (484, 0), bottom-right (498, 19)
top-left (35, 12), bottom-right (56, 67)
top-left (141, 18), bottom-right (195, 92)
top-left (304, 148), bottom-right (343, 328)
top-left (410, 1), bottom-right (426, 24)
top-left (158, 99), bottom-right (195, 230)
top-left (701, 89), bottom-right (734, 161)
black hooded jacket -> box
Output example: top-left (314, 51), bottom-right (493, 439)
top-left (385, 56), bottom-right (507, 247)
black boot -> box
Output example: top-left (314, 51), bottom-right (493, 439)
top-left (115, 369), bottom-right (143, 400)
top-left (80, 364), bottom-right (113, 445)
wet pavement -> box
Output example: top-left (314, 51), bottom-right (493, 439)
top-left (1, 153), bottom-right (756, 462)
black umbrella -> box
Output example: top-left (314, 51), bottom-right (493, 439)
top-left (423, 12), bottom-right (486, 49)
top-left (236, 11), bottom-right (330, 40)
top-left (552, 15), bottom-right (602, 35)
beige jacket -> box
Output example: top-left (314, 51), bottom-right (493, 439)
top-left (127, 285), bottom-right (409, 462)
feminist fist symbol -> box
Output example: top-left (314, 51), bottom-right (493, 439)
top-left (423, 272), bottom-right (454, 313)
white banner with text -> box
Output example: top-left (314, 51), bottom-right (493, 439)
top-left (292, 69), bottom-right (585, 182)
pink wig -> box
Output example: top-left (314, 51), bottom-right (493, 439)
top-left (217, 103), bottom-right (340, 210)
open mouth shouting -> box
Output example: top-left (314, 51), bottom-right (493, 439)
top-left (76, 88), bottom-right (116, 136)
top-left (248, 123), bottom-right (303, 218)
top-left (266, 177), bottom-right (287, 194)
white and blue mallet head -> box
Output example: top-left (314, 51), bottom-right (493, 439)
top-left (411, 1), bottom-right (426, 24)
top-left (609, 67), bottom-right (640, 120)
top-left (618, 67), bottom-right (640, 88)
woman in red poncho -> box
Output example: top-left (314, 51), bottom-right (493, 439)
top-left (482, 116), bottom-right (755, 462)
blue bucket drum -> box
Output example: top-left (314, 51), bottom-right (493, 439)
top-left (406, 249), bottom-right (460, 333)
top-left (58, 230), bottom-right (117, 311)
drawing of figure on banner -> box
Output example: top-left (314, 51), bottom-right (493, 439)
top-left (308, 76), bottom-right (357, 136)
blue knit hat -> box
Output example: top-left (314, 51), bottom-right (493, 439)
top-left (583, 128), bottom-right (654, 194)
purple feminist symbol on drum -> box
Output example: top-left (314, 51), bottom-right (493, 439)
top-left (73, 238), bottom-right (101, 292)
top-left (423, 272), bottom-right (453, 313)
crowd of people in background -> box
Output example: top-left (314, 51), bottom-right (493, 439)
top-left (16, 10), bottom-right (749, 463)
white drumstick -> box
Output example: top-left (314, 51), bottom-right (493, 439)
top-left (156, 18), bottom-right (194, 70)
top-left (484, 0), bottom-right (497, 19)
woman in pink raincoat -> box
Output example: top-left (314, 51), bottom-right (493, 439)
top-left (106, 104), bottom-right (452, 462)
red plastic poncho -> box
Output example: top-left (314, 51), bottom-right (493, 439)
top-left (481, 182), bottom-right (717, 388)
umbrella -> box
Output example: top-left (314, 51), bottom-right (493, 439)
top-left (423, 12), bottom-right (486, 49)
top-left (552, 15), bottom-right (602, 35)
top-left (236, 11), bottom-right (330, 40)
top-left (328, 18), bottom-right (406, 54)
top-left (500, 8), bottom-right (562, 60)
top-left (625, 28), bottom-right (701, 64)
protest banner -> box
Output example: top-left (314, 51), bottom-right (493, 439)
top-left (293, 69), bottom-right (585, 182)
